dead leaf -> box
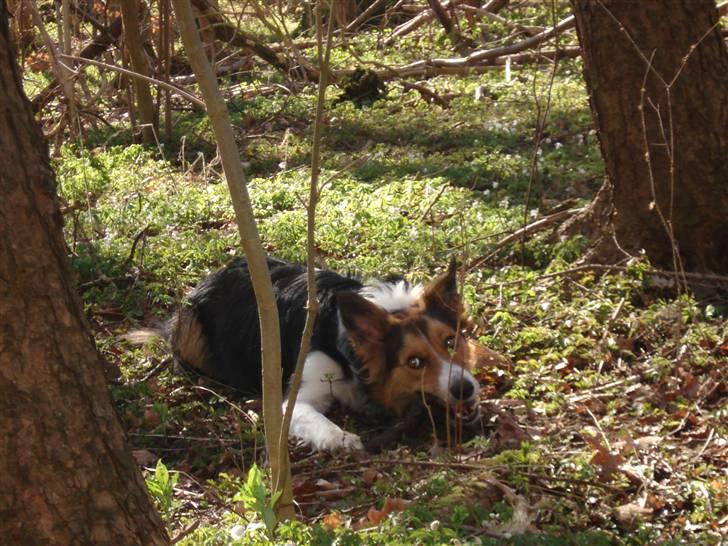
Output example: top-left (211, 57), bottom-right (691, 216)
top-left (322, 512), bottom-right (343, 530)
top-left (367, 497), bottom-right (409, 525)
top-left (292, 477), bottom-right (318, 497)
top-left (143, 406), bottom-right (160, 427)
top-left (584, 433), bottom-right (624, 482)
top-left (646, 493), bottom-right (665, 511)
top-left (362, 468), bottom-right (383, 485)
top-left (614, 503), bottom-right (653, 526)
top-left (315, 478), bottom-right (339, 491)
top-left (132, 449), bottom-right (157, 466)
top-left (633, 435), bottom-right (662, 450)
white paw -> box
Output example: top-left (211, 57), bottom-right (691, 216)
top-left (312, 430), bottom-right (364, 452)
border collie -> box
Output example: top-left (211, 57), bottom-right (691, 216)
top-left (165, 257), bottom-right (496, 451)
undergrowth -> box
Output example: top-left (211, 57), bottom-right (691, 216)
top-left (47, 6), bottom-right (727, 545)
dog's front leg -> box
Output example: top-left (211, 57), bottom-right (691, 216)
top-left (286, 400), bottom-right (364, 451)
top-left (283, 351), bottom-right (364, 451)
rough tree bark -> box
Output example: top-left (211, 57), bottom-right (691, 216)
top-left (0, 10), bottom-right (169, 546)
top-left (566, 0), bottom-right (728, 273)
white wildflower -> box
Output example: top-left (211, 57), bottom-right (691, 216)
top-left (229, 525), bottom-right (246, 540)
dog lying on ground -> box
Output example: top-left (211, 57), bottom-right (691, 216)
top-left (152, 257), bottom-right (501, 451)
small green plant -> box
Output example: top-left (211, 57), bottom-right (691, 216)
top-left (233, 464), bottom-right (282, 537)
top-left (145, 459), bottom-right (178, 520)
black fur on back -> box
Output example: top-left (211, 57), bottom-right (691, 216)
top-left (182, 257), bottom-right (363, 395)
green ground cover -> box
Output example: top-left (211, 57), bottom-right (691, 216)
top-left (50, 8), bottom-right (726, 545)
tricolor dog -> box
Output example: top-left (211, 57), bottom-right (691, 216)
top-left (164, 257), bottom-right (495, 451)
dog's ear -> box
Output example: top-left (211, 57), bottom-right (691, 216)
top-left (423, 259), bottom-right (462, 316)
top-left (337, 292), bottom-right (389, 344)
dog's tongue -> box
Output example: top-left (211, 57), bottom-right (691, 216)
top-left (451, 401), bottom-right (473, 417)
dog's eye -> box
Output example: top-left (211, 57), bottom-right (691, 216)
top-left (444, 336), bottom-right (456, 350)
top-left (406, 356), bottom-right (425, 369)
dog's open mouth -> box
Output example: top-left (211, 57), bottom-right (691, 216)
top-left (449, 400), bottom-right (481, 426)
top-left (423, 395), bottom-right (481, 427)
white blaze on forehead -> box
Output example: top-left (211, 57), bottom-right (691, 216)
top-left (359, 280), bottom-right (424, 312)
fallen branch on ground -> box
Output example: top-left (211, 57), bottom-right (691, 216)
top-left (401, 80), bottom-right (451, 107)
top-left (384, 0), bottom-right (468, 45)
top-left (370, 47), bottom-right (580, 80)
top-left (468, 207), bottom-right (583, 270)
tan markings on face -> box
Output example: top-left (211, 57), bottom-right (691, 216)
top-left (375, 329), bottom-right (447, 414)
top-left (346, 285), bottom-right (491, 414)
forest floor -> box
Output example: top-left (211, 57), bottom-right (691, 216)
top-left (38, 4), bottom-right (727, 545)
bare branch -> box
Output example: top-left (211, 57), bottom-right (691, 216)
top-left (344, 0), bottom-right (389, 33)
top-left (189, 0), bottom-right (319, 80)
top-left (59, 54), bottom-right (206, 108)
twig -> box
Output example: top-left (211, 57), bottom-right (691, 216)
top-left (297, 487), bottom-right (358, 499)
top-left (522, 1), bottom-right (562, 265)
top-left (467, 207), bottom-right (582, 270)
top-left (25, 0), bottom-right (80, 136)
top-left (598, 296), bottom-right (626, 349)
top-left (521, 472), bottom-right (623, 494)
top-left (584, 406), bottom-right (612, 452)
top-left (428, 0), bottom-right (454, 36)
top-left (344, 0), bottom-right (389, 33)
top-left (401, 81), bottom-right (450, 108)
top-left (318, 155), bottom-right (371, 194)
top-left (134, 357), bottom-right (172, 384)
top-left (294, 457), bottom-right (505, 477)
top-left (128, 432), bottom-right (242, 444)
top-left (59, 54), bottom-right (206, 108)
top-left (188, 385), bottom-right (258, 426)
top-left (123, 225), bottom-right (152, 268)
top-left (478, 263), bottom-right (728, 289)
top-left (274, 0), bottom-right (335, 499)
top-left (189, 0), bottom-right (318, 80)
top-left (482, 0), bottom-right (510, 13)
top-left (395, 14), bottom-right (575, 70)
top-left (419, 184), bottom-right (449, 221)
top-left (566, 375), bottom-right (641, 402)
top-left (457, 4), bottom-right (542, 36)
top-left (696, 428), bottom-right (715, 459)
top-left (171, 520), bottom-right (200, 544)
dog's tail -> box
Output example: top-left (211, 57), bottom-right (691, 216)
top-left (123, 307), bottom-right (212, 379)
top-left (122, 327), bottom-right (166, 346)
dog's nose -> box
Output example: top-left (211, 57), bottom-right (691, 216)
top-left (450, 379), bottom-right (474, 400)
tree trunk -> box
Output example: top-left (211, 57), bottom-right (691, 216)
top-left (0, 11), bottom-right (169, 546)
top-left (120, 0), bottom-right (156, 143)
top-left (567, 0), bottom-right (728, 273)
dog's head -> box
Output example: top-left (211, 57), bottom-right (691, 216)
top-left (337, 262), bottom-right (487, 425)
